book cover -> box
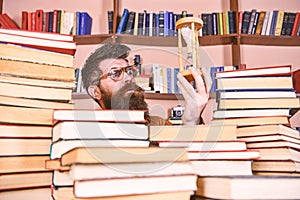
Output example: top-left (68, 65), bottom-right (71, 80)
top-left (116, 8), bottom-right (129, 34)
top-left (241, 11), bottom-right (251, 34)
top-left (107, 10), bottom-right (113, 34)
top-left (79, 12), bottom-right (92, 35)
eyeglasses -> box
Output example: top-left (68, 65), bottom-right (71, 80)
top-left (100, 65), bottom-right (137, 81)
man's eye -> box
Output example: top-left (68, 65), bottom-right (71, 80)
top-left (126, 69), bottom-right (133, 75)
top-left (110, 69), bottom-right (122, 78)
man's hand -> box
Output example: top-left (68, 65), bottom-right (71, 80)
top-left (177, 67), bottom-right (212, 125)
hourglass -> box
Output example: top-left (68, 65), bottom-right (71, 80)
top-left (176, 17), bottom-right (203, 82)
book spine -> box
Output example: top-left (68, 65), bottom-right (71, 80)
top-left (291, 12), bottom-right (300, 36)
top-left (125, 11), bottom-right (135, 34)
top-left (247, 9), bottom-right (257, 34)
top-left (274, 10), bottom-right (284, 36)
top-left (212, 12), bottom-right (218, 35)
top-left (269, 10), bottom-right (278, 36)
top-left (164, 11), bottom-right (169, 36)
top-left (218, 12), bottom-right (224, 35)
top-left (107, 10), bottom-right (113, 34)
top-left (251, 11), bottom-right (260, 34)
top-left (116, 8), bottom-right (129, 34)
top-left (137, 12), bottom-right (144, 35)
top-left (285, 12), bottom-right (296, 36)
top-left (255, 11), bottom-right (266, 35)
top-left (206, 13), bottom-right (213, 35)
top-left (201, 13), bottom-right (208, 36)
top-left (228, 11), bottom-right (236, 34)
top-left (21, 11), bottom-right (28, 30)
top-left (241, 11), bottom-right (251, 34)
top-left (261, 11), bottom-right (270, 35)
top-left (133, 12), bottom-right (139, 35)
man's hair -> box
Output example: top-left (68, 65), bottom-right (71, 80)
top-left (81, 43), bottom-right (131, 93)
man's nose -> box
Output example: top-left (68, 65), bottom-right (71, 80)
top-left (123, 72), bottom-right (134, 83)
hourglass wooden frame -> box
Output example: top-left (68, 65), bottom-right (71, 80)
top-left (176, 17), bottom-right (203, 81)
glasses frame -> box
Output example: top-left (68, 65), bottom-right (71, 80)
top-left (99, 65), bottom-right (137, 81)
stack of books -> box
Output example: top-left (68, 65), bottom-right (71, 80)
top-left (212, 65), bottom-right (299, 127)
top-left (47, 109), bottom-right (154, 199)
top-left (149, 124), bottom-right (260, 176)
top-left (237, 124), bottom-right (300, 176)
top-left (0, 28), bottom-right (76, 199)
top-left (53, 146), bottom-right (196, 200)
top-left (211, 65), bottom-right (300, 176)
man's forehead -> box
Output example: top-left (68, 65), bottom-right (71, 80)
top-left (99, 58), bottom-right (128, 71)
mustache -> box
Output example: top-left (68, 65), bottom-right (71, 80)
top-left (117, 82), bottom-right (144, 94)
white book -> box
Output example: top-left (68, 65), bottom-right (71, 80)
top-left (52, 121), bottom-right (148, 142)
top-left (261, 11), bottom-right (270, 35)
top-left (265, 10), bottom-right (274, 35)
top-left (133, 12), bottom-right (139, 35)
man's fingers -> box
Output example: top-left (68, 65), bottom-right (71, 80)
top-left (190, 67), bottom-right (207, 95)
top-left (177, 72), bottom-right (197, 98)
top-left (201, 67), bottom-right (212, 93)
top-left (177, 81), bottom-right (194, 102)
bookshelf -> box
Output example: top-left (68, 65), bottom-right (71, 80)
top-left (1, 0), bottom-right (299, 120)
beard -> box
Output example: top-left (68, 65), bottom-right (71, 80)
top-left (100, 83), bottom-right (150, 122)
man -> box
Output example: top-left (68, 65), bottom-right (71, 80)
top-left (81, 43), bottom-right (211, 125)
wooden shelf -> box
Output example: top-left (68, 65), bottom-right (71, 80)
top-left (240, 34), bottom-right (300, 46)
top-left (74, 34), bottom-right (236, 46)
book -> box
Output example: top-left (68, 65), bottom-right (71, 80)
top-left (73, 175), bottom-right (196, 198)
top-left (261, 11), bottom-right (270, 35)
top-left (269, 10), bottom-right (278, 35)
top-left (0, 105), bottom-right (54, 125)
top-left (217, 90), bottom-right (296, 99)
top-left (53, 109), bottom-right (147, 123)
top-left (241, 11), bottom-right (251, 34)
top-left (285, 12), bottom-right (296, 36)
top-left (236, 124), bottom-right (300, 139)
top-left (158, 140), bottom-right (247, 152)
top-left (0, 124), bottom-right (52, 138)
top-left (50, 139), bottom-right (150, 159)
top-left (217, 76), bottom-right (293, 90)
top-left (124, 11), bottom-right (136, 34)
top-left (52, 121), bottom-right (148, 142)
top-left (195, 175), bottom-right (300, 199)
top-left (191, 160), bottom-right (252, 176)
top-left (45, 159), bottom-right (69, 171)
top-left (218, 97), bottom-right (300, 109)
top-left (253, 171), bottom-right (300, 177)
top-left (247, 141), bottom-right (300, 149)
top-left (149, 124), bottom-right (237, 142)
top-left (0, 43), bottom-right (74, 68)
top-left (255, 11), bottom-right (266, 35)
top-left (291, 12), bottom-right (300, 36)
top-left (0, 95), bottom-right (74, 110)
top-left (53, 187), bottom-right (192, 200)
top-left (265, 10), bottom-right (274, 35)
top-left (255, 147), bottom-right (300, 162)
top-left (0, 171), bottom-right (52, 190)
top-left (61, 147), bottom-right (189, 166)
top-left (274, 10), bottom-right (284, 36)
top-left (293, 68), bottom-right (300, 94)
top-left (0, 80), bottom-right (73, 101)
top-left (116, 8), bottom-right (129, 34)
top-left (250, 11), bottom-right (259, 34)
top-left (0, 59), bottom-right (75, 81)
top-left (69, 161), bottom-right (194, 180)
top-left (107, 10), bottom-right (113, 34)
top-left (0, 29), bottom-right (76, 55)
top-left (252, 160), bottom-right (300, 172)
top-left (0, 155), bottom-right (50, 173)
top-left (238, 134), bottom-right (300, 144)
top-left (79, 12), bottom-right (92, 35)
top-left (215, 65), bottom-right (291, 78)
top-left (187, 149), bottom-right (260, 160)
top-left (213, 108), bottom-right (290, 119)
top-left (211, 116), bottom-right (290, 127)
top-left (247, 9), bottom-right (257, 34)
top-left (1, 13), bottom-right (19, 29)
top-left (0, 138), bottom-right (51, 156)
top-left (0, 187), bottom-right (51, 200)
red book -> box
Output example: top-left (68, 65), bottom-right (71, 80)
top-left (35, 9), bottom-right (44, 32)
top-left (1, 13), bottom-right (19, 29)
top-left (21, 11), bottom-right (28, 30)
top-left (0, 15), bottom-right (10, 28)
top-left (52, 10), bottom-right (58, 33)
top-left (291, 12), bottom-right (300, 36)
top-left (30, 12), bottom-right (36, 31)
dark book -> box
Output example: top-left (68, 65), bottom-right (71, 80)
top-left (281, 12), bottom-right (290, 35)
top-left (201, 13), bottom-right (209, 36)
top-left (145, 12), bottom-right (150, 36)
top-left (247, 9), bottom-right (257, 34)
top-left (137, 12), bottom-right (144, 35)
top-left (125, 11), bottom-right (135, 34)
top-left (241, 11), bottom-right (251, 34)
top-left (107, 10), bottom-right (113, 34)
top-left (79, 12), bottom-right (92, 35)
top-left (212, 12), bottom-right (218, 35)
top-left (250, 11), bottom-right (260, 34)
top-left (56, 10), bottom-right (62, 33)
top-left (116, 8), bottom-right (129, 34)
top-left (47, 11), bottom-right (54, 32)
top-left (285, 12), bottom-right (296, 36)
top-left (206, 13), bottom-right (213, 35)
top-left (173, 13), bottom-right (182, 36)
top-left (168, 11), bottom-right (175, 36)
top-left (228, 11), bottom-right (236, 34)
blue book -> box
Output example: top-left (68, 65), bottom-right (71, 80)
top-left (48, 11), bottom-right (54, 32)
top-left (173, 68), bottom-right (180, 94)
top-left (116, 8), bottom-right (129, 34)
top-left (269, 10), bottom-right (278, 36)
top-left (80, 12), bottom-right (93, 35)
top-left (167, 68), bottom-right (172, 93)
top-left (164, 11), bottom-right (169, 36)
